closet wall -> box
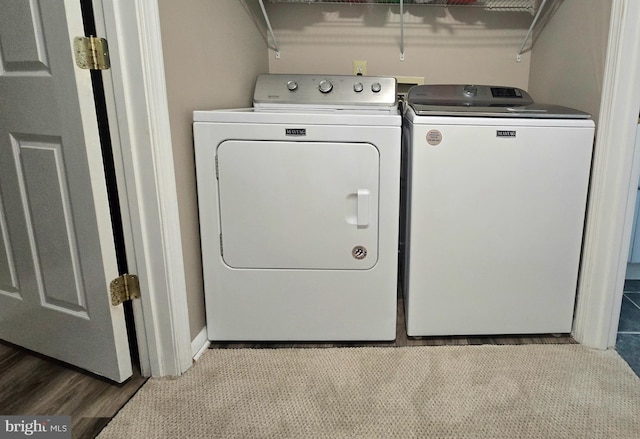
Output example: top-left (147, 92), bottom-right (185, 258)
top-left (157, 0), bottom-right (269, 340)
top-left (528, 0), bottom-right (612, 123)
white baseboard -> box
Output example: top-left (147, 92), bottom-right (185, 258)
top-left (191, 327), bottom-right (210, 361)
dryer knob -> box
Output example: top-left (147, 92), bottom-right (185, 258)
top-left (318, 79), bottom-right (333, 93)
top-left (353, 82), bottom-right (364, 93)
top-left (371, 82), bottom-right (382, 93)
top-left (287, 81), bottom-right (298, 91)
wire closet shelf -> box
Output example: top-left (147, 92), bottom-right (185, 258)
top-left (262, 0), bottom-right (545, 60)
top-left (267, 0), bottom-right (537, 12)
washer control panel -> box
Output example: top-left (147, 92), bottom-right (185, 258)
top-left (254, 74), bottom-right (397, 109)
top-left (407, 84), bottom-right (534, 107)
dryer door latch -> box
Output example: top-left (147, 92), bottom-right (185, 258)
top-left (357, 189), bottom-right (370, 227)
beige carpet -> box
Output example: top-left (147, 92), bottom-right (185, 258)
top-left (98, 345), bottom-right (640, 438)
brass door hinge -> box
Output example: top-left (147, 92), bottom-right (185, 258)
top-left (73, 36), bottom-right (110, 70)
top-left (110, 274), bottom-right (140, 306)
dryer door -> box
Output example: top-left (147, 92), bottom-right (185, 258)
top-left (217, 141), bottom-right (379, 270)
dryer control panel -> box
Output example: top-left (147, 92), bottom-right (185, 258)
top-left (254, 74), bottom-right (397, 111)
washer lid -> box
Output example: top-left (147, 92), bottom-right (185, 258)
top-left (407, 84), bottom-right (591, 119)
top-left (409, 103), bottom-right (592, 119)
top-left (408, 84), bottom-right (534, 107)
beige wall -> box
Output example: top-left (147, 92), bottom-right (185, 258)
top-left (158, 0), bottom-right (269, 340)
top-left (265, 3), bottom-right (533, 89)
top-left (528, 0), bottom-right (612, 123)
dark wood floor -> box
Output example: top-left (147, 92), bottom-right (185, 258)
top-left (0, 341), bottom-right (147, 439)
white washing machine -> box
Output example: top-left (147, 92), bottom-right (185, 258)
top-left (402, 84), bottom-right (595, 336)
top-left (194, 74), bottom-right (401, 341)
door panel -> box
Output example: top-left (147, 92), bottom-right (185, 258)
top-left (0, 0), bottom-right (132, 382)
top-left (16, 135), bottom-right (87, 312)
top-left (0, 191), bottom-right (19, 296)
top-left (217, 141), bottom-right (380, 270)
top-left (0, 0), bottom-right (50, 75)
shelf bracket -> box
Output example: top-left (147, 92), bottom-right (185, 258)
top-left (516, 0), bottom-right (547, 62)
top-left (400, 0), bottom-right (405, 60)
top-left (258, 0), bottom-right (280, 59)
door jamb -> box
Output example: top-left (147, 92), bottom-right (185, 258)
top-left (572, 0), bottom-right (640, 349)
top-left (94, 0), bottom-right (193, 377)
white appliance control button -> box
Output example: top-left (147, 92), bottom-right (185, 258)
top-left (318, 79), bottom-right (333, 93)
top-left (353, 82), bottom-right (364, 93)
top-left (287, 81), bottom-right (298, 91)
top-left (371, 82), bottom-right (382, 93)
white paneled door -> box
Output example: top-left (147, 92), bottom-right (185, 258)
top-left (0, 0), bottom-right (132, 382)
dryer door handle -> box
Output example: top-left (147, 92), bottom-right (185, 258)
top-left (357, 189), bottom-right (370, 227)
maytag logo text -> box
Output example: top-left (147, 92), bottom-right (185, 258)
top-left (285, 128), bottom-right (306, 136)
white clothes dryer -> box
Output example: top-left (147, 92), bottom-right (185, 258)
top-left (194, 74), bottom-right (401, 341)
top-left (402, 84), bottom-right (595, 336)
